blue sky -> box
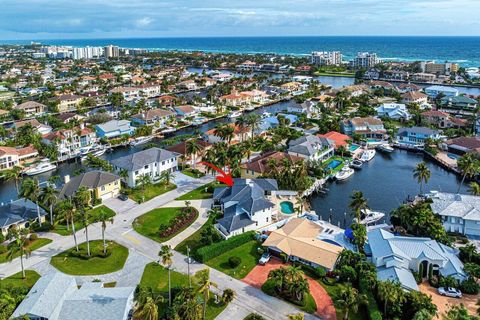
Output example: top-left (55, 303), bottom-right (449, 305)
top-left (1, 0), bottom-right (480, 39)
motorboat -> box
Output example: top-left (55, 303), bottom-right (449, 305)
top-left (130, 136), bottom-right (154, 147)
top-left (335, 167), bottom-right (354, 181)
top-left (24, 159), bottom-right (57, 176)
top-left (245, 105), bottom-right (256, 111)
top-left (355, 209), bottom-right (386, 225)
top-left (80, 145), bottom-right (106, 161)
top-left (162, 127), bottom-right (176, 134)
top-left (360, 149), bottom-right (376, 162)
top-left (227, 111), bottom-right (242, 119)
top-left (262, 112), bottom-right (272, 118)
top-left (350, 159), bottom-right (363, 169)
top-left (377, 144), bottom-right (394, 153)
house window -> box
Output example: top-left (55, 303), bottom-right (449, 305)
top-left (135, 170), bottom-right (139, 175)
top-left (144, 165), bottom-right (149, 169)
top-left (101, 186), bottom-right (105, 191)
top-left (162, 161), bottom-right (165, 165)
top-left (266, 217), bottom-right (269, 222)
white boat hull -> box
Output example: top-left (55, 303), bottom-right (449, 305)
top-left (335, 168), bottom-right (354, 181)
top-left (25, 164), bottom-right (57, 176)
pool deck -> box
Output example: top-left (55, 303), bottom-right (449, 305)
top-left (270, 195), bottom-right (300, 219)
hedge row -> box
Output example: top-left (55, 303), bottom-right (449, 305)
top-left (195, 231), bottom-right (255, 262)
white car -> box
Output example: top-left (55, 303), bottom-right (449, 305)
top-left (259, 252), bottom-right (271, 265)
top-left (438, 287), bottom-right (462, 298)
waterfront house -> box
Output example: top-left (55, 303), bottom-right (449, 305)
top-left (12, 272), bottom-right (135, 320)
top-left (56, 94), bottom-right (84, 113)
top-left (15, 119), bottom-right (52, 135)
top-left (287, 101), bottom-right (317, 116)
top-left (0, 198), bottom-right (47, 236)
top-left (443, 136), bottom-right (480, 155)
top-left (341, 117), bottom-right (387, 140)
top-left (166, 140), bottom-right (211, 165)
top-left (317, 131), bottom-right (351, 150)
top-left (43, 127), bottom-right (97, 161)
top-left (376, 103), bottom-right (411, 121)
top-left (412, 73), bottom-right (436, 83)
top-left (157, 95), bottom-right (178, 108)
top-left (213, 178), bottom-right (294, 238)
top-left (95, 120), bottom-right (134, 139)
top-left (60, 171), bottom-right (121, 202)
top-left (366, 228), bottom-right (466, 291)
top-left (204, 124), bottom-right (250, 144)
top-left (424, 85), bottom-right (459, 98)
top-left (263, 218), bottom-right (343, 271)
top-left (259, 114), bottom-right (298, 132)
top-left (240, 151), bottom-right (304, 178)
top-left (280, 82), bottom-right (303, 93)
top-left (439, 95), bottom-right (478, 116)
top-left (174, 105), bottom-right (197, 117)
top-left (57, 112), bottom-right (86, 124)
top-left (131, 108), bottom-right (176, 128)
top-left (429, 191), bottom-right (480, 237)
top-left (0, 146), bottom-right (38, 170)
top-left (396, 126), bottom-right (441, 146)
top-left (287, 135), bottom-right (335, 162)
top-left (396, 83), bottom-right (422, 93)
top-left (421, 110), bottom-right (467, 129)
top-left (400, 91), bottom-right (428, 105)
top-left (110, 86), bottom-right (140, 101)
top-left (14, 101), bottom-right (46, 117)
top-left (110, 147), bottom-right (179, 188)
top-left (219, 88), bottom-right (251, 107)
top-left (178, 80), bottom-right (198, 91)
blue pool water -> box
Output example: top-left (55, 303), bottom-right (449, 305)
top-left (280, 201), bottom-right (295, 214)
top-left (349, 145), bottom-right (360, 152)
top-left (447, 153), bottom-right (460, 160)
top-left (327, 160), bottom-right (342, 170)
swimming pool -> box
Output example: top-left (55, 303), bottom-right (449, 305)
top-left (447, 153), bottom-right (460, 160)
top-left (326, 159), bottom-right (342, 170)
top-left (280, 201), bottom-right (295, 214)
top-left (349, 144), bottom-right (360, 152)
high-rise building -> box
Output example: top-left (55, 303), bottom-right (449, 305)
top-left (72, 46), bottom-right (104, 60)
top-left (420, 61), bottom-right (459, 75)
top-left (310, 51), bottom-right (342, 66)
top-left (350, 52), bottom-right (379, 68)
top-left (104, 45), bottom-right (120, 59)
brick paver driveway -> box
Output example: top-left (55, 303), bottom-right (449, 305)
top-left (242, 259), bottom-right (337, 320)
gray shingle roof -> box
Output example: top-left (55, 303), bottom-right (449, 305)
top-left (59, 171), bottom-right (120, 198)
top-left (96, 120), bottom-right (132, 133)
top-left (0, 198), bottom-right (48, 228)
top-left (288, 135), bottom-right (333, 157)
top-left (429, 192), bottom-right (480, 221)
top-left (110, 147), bottom-right (180, 171)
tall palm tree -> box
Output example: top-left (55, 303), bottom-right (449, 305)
top-left (247, 114), bottom-right (261, 139)
top-left (222, 289), bottom-right (236, 305)
top-left (413, 162), bottom-right (431, 196)
top-left (58, 200), bottom-right (79, 251)
top-left (7, 233), bottom-right (31, 278)
top-left (74, 186), bottom-right (91, 255)
top-left (377, 280), bottom-right (405, 317)
top-left (19, 177), bottom-right (42, 225)
top-left (469, 182), bottom-right (480, 196)
top-left (196, 268), bottom-right (218, 319)
top-left (457, 153), bottom-right (480, 194)
top-left (2, 166), bottom-right (22, 194)
top-left (133, 296), bottom-right (158, 320)
top-left (161, 170), bottom-right (175, 187)
top-left (98, 211), bottom-right (114, 256)
top-left (349, 190), bottom-right (368, 221)
top-left (185, 139), bottom-right (203, 169)
top-left (118, 169), bottom-right (129, 185)
top-left (136, 174), bottom-right (151, 191)
top-left (40, 185), bottom-right (58, 225)
top-left (214, 124), bottom-right (235, 143)
top-left (159, 245), bottom-right (174, 306)
top-left (337, 286), bottom-right (367, 320)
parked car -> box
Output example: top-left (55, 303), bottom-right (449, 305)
top-left (438, 287), bottom-right (462, 298)
top-left (118, 193), bottom-right (129, 201)
top-left (259, 252), bottom-right (271, 265)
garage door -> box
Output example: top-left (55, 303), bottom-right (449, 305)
top-left (101, 192), bottom-right (113, 200)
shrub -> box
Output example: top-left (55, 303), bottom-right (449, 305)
top-left (195, 231), bottom-right (255, 262)
top-left (413, 271), bottom-right (422, 284)
top-left (280, 252), bottom-right (288, 263)
top-left (228, 256), bottom-right (242, 268)
top-left (29, 233), bottom-right (38, 241)
top-left (460, 278), bottom-right (479, 295)
top-left (0, 232), bottom-right (5, 244)
top-left (366, 290), bottom-right (382, 320)
top-left (0, 245), bottom-right (7, 254)
top-left (429, 275), bottom-right (439, 288)
top-left (244, 314), bottom-right (266, 320)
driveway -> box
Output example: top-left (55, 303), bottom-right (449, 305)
top-left (419, 283), bottom-right (479, 317)
top-left (242, 259), bottom-right (336, 320)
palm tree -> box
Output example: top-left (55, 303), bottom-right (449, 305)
top-left (288, 314), bottom-right (305, 320)
top-left (136, 174), bottom-right (151, 191)
top-left (247, 114), bottom-right (261, 139)
top-left (214, 124), bottom-right (235, 143)
top-left (2, 166), bottom-right (22, 194)
top-left (133, 296), bottom-right (158, 320)
top-left (222, 288), bottom-right (236, 305)
top-left (457, 153), bottom-right (480, 194)
top-left (159, 245), bottom-right (173, 306)
top-left (174, 287), bottom-right (202, 320)
top-left (7, 233), bottom-right (31, 278)
top-left (413, 162), bottom-right (431, 195)
top-left (118, 169), bottom-right (129, 185)
top-left (98, 211), bottom-right (114, 256)
top-left (469, 182), bottom-right (480, 196)
top-left (377, 280), bottom-right (405, 317)
top-left (19, 177), bottom-right (42, 226)
top-left (337, 286), bottom-right (367, 320)
top-left (161, 170), bottom-right (175, 187)
top-left (185, 139), bottom-right (203, 169)
top-left (74, 187), bottom-right (91, 255)
top-left (195, 268), bottom-right (218, 319)
top-left (40, 185), bottom-right (58, 225)
top-left (58, 200), bottom-right (79, 251)
top-left (349, 190), bottom-right (368, 222)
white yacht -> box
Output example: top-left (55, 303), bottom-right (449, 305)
top-left (355, 209), bottom-right (385, 225)
top-left (24, 159), bottom-right (57, 176)
top-left (335, 167), bottom-right (354, 181)
top-left (130, 136), bottom-right (154, 147)
top-left (80, 145), bottom-right (106, 161)
top-left (227, 111), bottom-right (242, 119)
top-left (360, 149), bottom-right (376, 162)
top-left (377, 144), bottom-right (394, 153)
top-left (245, 105), bottom-right (256, 111)
top-left (162, 127), bottom-right (176, 134)
top-left (262, 112), bottom-right (272, 118)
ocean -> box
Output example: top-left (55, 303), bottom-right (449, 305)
top-left (4, 36), bottom-right (480, 67)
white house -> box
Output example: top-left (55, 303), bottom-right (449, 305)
top-left (424, 85), bottom-right (459, 98)
top-left (111, 147), bottom-right (179, 188)
top-left (429, 191), bottom-right (480, 237)
top-left (376, 103), bottom-right (411, 121)
top-left (287, 135), bottom-right (335, 162)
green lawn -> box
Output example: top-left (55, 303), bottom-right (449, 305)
top-left (129, 183), bottom-right (177, 203)
top-left (319, 280), bottom-right (366, 320)
top-left (175, 215), bottom-right (215, 255)
top-left (140, 263), bottom-right (228, 320)
top-left (50, 240), bottom-right (129, 275)
top-left (0, 270), bottom-right (40, 290)
top-left (175, 181), bottom-right (225, 201)
top-left (133, 207), bottom-right (198, 243)
top-left (52, 205), bottom-right (116, 236)
top-left (0, 238), bottom-right (53, 263)
top-left (322, 156), bottom-right (346, 174)
top-left (205, 240), bottom-right (261, 279)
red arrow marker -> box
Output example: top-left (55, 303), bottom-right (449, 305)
top-left (199, 162), bottom-right (234, 187)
